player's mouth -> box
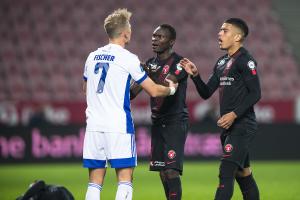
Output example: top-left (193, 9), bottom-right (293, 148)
top-left (152, 43), bottom-right (160, 50)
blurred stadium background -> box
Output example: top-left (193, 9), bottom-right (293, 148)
top-left (1, 0), bottom-right (300, 199)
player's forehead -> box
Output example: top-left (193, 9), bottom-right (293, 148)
top-left (220, 23), bottom-right (240, 33)
top-left (152, 27), bottom-right (170, 37)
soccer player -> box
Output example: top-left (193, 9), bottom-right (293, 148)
top-left (180, 18), bottom-right (261, 200)
top-left (131, 24), bottom-right (189, 200)
top-left (82, 9), bottom-right (178, 200)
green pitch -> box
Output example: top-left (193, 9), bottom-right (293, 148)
top-left (1, 161), bottom-right (300, 200)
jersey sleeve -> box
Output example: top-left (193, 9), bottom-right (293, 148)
top-left (191, 64), bottom-right (219, 99)
top-left (239, 58), bottom-right (259, 81)
top-left (83, 65), bottom-right (88, 81)
top-left (233, 57), bottom-right (261, 117)
top-left (83, 53), bottom-right (92, 81)
top-left (128, 55), bottom-right (148, 84)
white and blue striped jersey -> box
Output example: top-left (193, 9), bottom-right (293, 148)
top-left (83, 43), bottom-right (147, 134)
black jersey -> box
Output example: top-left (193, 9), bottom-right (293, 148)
top-left (191, 47), bottom-right (261, 125)
top-left (146, 52), bottom-right (189, 124)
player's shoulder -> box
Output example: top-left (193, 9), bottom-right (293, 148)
top-left (146, 56), bottom-right (155, 65)
top-left (239, 48), bottom-right (256, 61)
top-left (117, 48), bottom-right (140, 65)
top-left (85, 48), bottom-right (99, 60)
top-left (173, 52), bottom-right (184, 61)
top-left (236, 48), bottom-right (258, 74)
top-left (110, 44), bottom-right (137, 59)
top-left (238, 48), bottom-right (257, 66)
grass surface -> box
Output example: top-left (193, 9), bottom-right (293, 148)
top-left (1, 161), bottom-right (300, 200)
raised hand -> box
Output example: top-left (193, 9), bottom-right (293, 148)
top-left (179, 58), bottom-right (199, 77)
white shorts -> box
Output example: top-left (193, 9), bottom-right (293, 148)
top-left (83, 131), bottom-right (137, 168)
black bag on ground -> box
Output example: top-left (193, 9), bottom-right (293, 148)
top-left (16, 180), bottom-right (74, 200)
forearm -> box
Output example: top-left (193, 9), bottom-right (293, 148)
top-left (140, 77), bottom-right (176, 97)
top-left (191, 74), bottom-right (213, 99)
top-left (130, 82), bottom-right (143, 100)
top-left (151, 84), bottom-right (174, 97)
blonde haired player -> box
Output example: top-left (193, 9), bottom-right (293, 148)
top-left (82, 8), bottom-right (178, 200)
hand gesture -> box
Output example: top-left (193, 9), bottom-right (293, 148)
top-left (165, 78), bottom-right (178, 91)
top-left (141, 63), bottom-right (150, 74)
top-left (179, 58), bottom-right (199, 77)
top-left (217, 112), bottom-right (237, 129)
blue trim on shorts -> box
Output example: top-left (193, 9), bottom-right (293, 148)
top-left (83, 76), bottom-right (87, 81)
top-left (124, 75), bottom-right (134, 134)
top-left (109, 157), bottom-right (137, 168)
top-left (83, 159), bottom-right (106, 168)
top-left (136, 73), bottom-right (147, 84)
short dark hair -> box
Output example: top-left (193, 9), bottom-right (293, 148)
top-left (159, 24), bottom-right (176, 40)
top-left (225, 18), bottom-right (249, 38)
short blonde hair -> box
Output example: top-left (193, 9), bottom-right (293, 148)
top-left (104, 8), bottom-right (132, 39)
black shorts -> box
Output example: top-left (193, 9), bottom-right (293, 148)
top-left (149, 121), bottom-right (189, 175)
top-left (220, 123), bottom-right (257, 169)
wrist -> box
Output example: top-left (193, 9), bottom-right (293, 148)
top-left (190, 73), bottom-right (199, 79)
top-left (231, 111), bottom-right (237, 119)
top-left (169, 86), bottom-right (176, 95)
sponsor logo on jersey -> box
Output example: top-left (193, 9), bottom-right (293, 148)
top-left (217, 58), bottom-right (226, 66)
top-left (175, 64), bottom-right (183, 75)
top-left (150, 161), bottom-right (165, 167)
top-left (175, 70), bottom-right (180, 75)
top-left (247, 60), bottom-right (257, 75)
top-left (168, 150), bottom-right (176, 159)
top-left (176, 64), bottom-right (183, 70)
top-left (219, 76), bottom-right (234, 86)
top-left (162, 65), bottom-right (170, 74)
top-left (149, 63), bottom-right (161, 72)
top-left (224, 144), bottom-right (233, 153)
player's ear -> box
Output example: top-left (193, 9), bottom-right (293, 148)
top-left (234, 34), bottom-right (242, 42)
top-left (123, 32), bottom-right (128, 40)
top-left (124, 32), bottom-right (130, 42)
top-left (170, 39), bottom-right (175, 47)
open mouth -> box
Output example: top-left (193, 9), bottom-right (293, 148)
top-left (152, 43), bottom-right (159, 48)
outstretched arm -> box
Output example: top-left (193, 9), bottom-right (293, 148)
top-left (180, 58), bottom-right (219, 99)
top-left (140, 77), bottom-right (178, 97)
top-left (179, 58), bottom-right (199, 77)
top-left (130, 80), bottom-right (143, 100)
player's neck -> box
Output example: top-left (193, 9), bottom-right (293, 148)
top-left (157, 49), bottom-right (173, 60)
top-left (109, 38), bottom-right (126, 48)
top-left (228, 44), bottom-right (243, 57)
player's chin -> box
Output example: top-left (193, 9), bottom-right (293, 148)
top-left (152, 48), bottom-right (161, 53)
top-left (219, 45), bottom-right (228, 50)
